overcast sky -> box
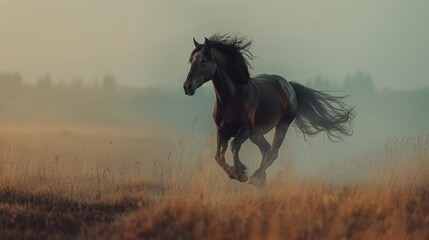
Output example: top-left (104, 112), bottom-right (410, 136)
top-left (1, 0), bottom-right (428, 90)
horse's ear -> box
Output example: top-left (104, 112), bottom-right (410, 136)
top-left (204, 38), bottom-right (211, 47)
top-left (193, 38), bottom-right (200, 47)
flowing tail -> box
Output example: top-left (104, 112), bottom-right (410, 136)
top-left (289, 82), bottom-right (356, 142)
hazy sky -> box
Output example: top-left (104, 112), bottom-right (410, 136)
top-left (1, 0), bottom-right (428, 90)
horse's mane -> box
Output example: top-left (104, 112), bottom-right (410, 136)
top-left (198, 33), bottom-right (254, 84)
top-left (208, 33), bottom-right (254, 70)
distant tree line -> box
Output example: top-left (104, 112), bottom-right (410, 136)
top-left (306, 71), bottom-right (375, 95)
top-left (0, 70), bottom-right (427, 138)
top-left (0, 71), bottom-right (22, 87)
top-left (0, 70), bottom-right (417, 96)
top-left (0, 71), bottom-right (118, 91)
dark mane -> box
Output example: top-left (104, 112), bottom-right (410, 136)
top-left (208, 33), bottom-right (254, 69)
top-left (207, 33), bottom-right (254, 84)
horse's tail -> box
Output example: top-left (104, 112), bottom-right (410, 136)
top-left (289, 81), bottom-right (355, 142)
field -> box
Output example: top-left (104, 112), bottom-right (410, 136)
top-left (0, 125), bottom-right (428, 240)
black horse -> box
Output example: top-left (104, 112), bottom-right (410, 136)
top-left (183, 34), bottom-right (355, 187)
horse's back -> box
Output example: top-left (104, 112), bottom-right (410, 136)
top-left (252, 74), bottom-right (297, 112)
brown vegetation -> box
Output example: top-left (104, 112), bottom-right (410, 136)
top-left (0, 126), bottom-right (428, 239)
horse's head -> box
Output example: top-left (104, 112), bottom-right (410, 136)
top-left (183, 38), bottom-right (217, 96)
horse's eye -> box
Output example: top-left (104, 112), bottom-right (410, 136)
top-left (201, 59), bottom-right (207, 65)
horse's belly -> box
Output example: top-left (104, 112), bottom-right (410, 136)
top-left (253, 106), bottom-right (284, 134)
top-left (253, 118), bottom-right (282, 134)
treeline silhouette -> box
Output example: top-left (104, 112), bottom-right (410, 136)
top-left (1, 71), bottom-right (428, 140)
top-left (0, 72), bottom-right (213, 133)
top-left (0, 72), bottom-right (118, 91)
top-left (306, 71), bottom-right (375, 95)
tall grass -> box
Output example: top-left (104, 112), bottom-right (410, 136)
top-left (0, 127), bottom-right (428, 239)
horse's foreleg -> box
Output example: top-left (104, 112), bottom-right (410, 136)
top-left (230, 126), bottom-right (250, 182)
top-left (250, 122), bottom-right (290, 186)
top-left (215, 130), bottom-right (235, 178)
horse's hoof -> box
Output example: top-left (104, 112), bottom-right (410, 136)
top-left (230, 166), bottom-right (248, 182)
top-left (231, 172), bottom-right (248, 182)
top-left (238, 174), bottom-right (248, 183)
top-left (247, 177), bottom-right (266, 188)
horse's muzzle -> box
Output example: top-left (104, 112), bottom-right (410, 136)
top-left (183, 82), bottom-right (195, 96)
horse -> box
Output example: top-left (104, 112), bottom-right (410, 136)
top-left (183, 33), bottom-right (355, 187)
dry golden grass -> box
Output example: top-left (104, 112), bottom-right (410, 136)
top-left (0, 125), bottom-right (428, 239)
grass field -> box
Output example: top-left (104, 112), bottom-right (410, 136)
top-left (0, 125), bottom-right (428, 239)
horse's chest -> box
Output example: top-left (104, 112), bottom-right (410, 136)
top-left (213, 107), bottom-right (245, 137)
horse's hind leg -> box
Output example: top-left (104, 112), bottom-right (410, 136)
top-left (249, 121), bottom-right (291, 187)
top-left (250, 134), bottom-right (271, 159)
top-left (249, 134), bottom-right (271, 183)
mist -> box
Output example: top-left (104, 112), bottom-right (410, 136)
top-left (1, 70), bottom-right (428, 182)
top-left (1, 1), bottom-right (428, 182)
top-left (1, 1), bottom-right (428, 90)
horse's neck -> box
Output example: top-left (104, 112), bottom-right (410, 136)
top-left (212, 71), bottom-right (237, 104)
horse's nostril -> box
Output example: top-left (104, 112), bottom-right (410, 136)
top-left (184, 83), bottom-right (190, 91)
